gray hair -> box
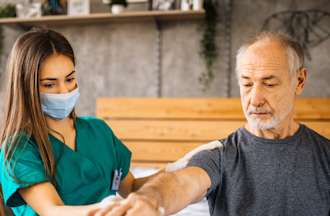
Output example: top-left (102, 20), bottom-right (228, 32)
top-left (235, 32), bottom-right (305, 80)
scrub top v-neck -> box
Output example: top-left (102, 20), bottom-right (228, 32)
top-left (0, 116), bottom-right (131, 216)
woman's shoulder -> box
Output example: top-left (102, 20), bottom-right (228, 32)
top-left (1, 132), bottom-right (36, 152)
top-left (0, 132), bottom-right (39, 167)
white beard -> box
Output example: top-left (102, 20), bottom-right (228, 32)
top-left (246, 115), bottom-right (281, 130)
top-left (245, 103), bottom-right (293, 130)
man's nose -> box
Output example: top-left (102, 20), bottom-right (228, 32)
top-left (250, 85), bottom-right (265, 107)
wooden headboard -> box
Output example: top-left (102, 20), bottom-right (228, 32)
top-left (96, 98), bottom-right (330, 167)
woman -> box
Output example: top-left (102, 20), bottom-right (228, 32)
top-left (0, 28), bottom-right (153, 216)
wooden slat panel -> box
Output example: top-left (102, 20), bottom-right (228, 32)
top-left (97, 98), bottom-right (244, 120)
top-left (107, 120), bottom-right (330, 141)
top-left (125, 122), bottom-right (330, 167)
top-left (97, 98), bottom-right (330, 120)
top-left (302, 122), bottom-right (330, 139)
top-left (107, 120), bottom-right (245, 141)
top-left (124, 141), bottom-right (203, 162)
top-left (294, 99), bottom-right (330, 120)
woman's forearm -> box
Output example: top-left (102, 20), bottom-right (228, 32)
top-left (45, 203), bottom-right (99, 216)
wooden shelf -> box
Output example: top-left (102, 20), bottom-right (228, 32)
top-left (0, 10), bottom-right (205, 26)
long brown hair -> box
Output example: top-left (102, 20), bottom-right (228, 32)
top-left (0, 28), bottom-right (76, 214)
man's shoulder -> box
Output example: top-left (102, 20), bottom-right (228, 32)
top-left (302, 124), bottom-right (330, 148)
top-left (221, 128), bottom-right (245, 147)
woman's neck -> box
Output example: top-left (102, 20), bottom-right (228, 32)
top-left (46, 116), bottom-right (75, 134)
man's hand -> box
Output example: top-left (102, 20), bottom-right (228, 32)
top-left (89, 193), bottom-right (164, 216)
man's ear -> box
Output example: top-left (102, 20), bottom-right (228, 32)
top-left (295, 68), bottom-right (307, 96)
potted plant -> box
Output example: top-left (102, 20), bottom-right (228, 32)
top-left (107, 0), bottom-right (128, 14)
top-left (199, 0), bottom-right (218, 91)
top-left (0, 4), bottom-right (16, 57)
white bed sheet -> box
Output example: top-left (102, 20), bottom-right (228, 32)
top-left (131, 167), bottom-right (210, 216)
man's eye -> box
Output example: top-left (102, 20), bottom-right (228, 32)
top-left (243, 83), bottom-right (253, 87)
top-left (265, 83), bottom-right (277, 87)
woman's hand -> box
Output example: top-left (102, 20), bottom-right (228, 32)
top-left (89, 193), bottom-right (164, 216)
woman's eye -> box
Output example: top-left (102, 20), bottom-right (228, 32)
top-left (66, 77), bottom-right (75, 83)
top-left (43, 83), bottom-right (55, 88)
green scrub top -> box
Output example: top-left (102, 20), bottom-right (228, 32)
top-left (0, 116), bottom-right (131, 216)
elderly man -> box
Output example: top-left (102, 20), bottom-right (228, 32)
top-left (93, 32), bottom-right (330, 216)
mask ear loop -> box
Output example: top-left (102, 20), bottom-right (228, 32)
top-left (69, 86), bottom-right (79, 119)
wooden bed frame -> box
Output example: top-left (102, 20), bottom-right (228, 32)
top-left (96, 98), bottom-right (330, 168)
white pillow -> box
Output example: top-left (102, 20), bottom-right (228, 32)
top-left (165, 140), bottom-right (223, 172)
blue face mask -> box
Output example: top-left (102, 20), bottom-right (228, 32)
top-left (40, 88), bottom-right (80, 120)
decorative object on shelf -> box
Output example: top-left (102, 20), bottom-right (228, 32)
top-left (68, 0), bottom-right (90, 16)
top-left (148, 0), bottom-right (153, 10)
top-left (0, 4), bottom-right (16, 57)
top-left (16, 1), bottom-right (42, 18)
top-left (262, 9), bottom-right (330, 61)
top-left (192, 0), bottom-right (203, 10)
top-left (102, 0), bottom-right (111, 4)
top-left (181, 0), bottom-right (191, 11)
top-left (152, 0), bottom-right (175, 11)
top-left (181, 0), bottom-right (203, 12)
top-left (104, 0), bottom-right (128, 14)
top-left (199, 0), bottom-right (218, 91)
top-left (111, 0), bottom-right (127, 14)
top-left (111, 4), bottom-right (125, 14)
top-left (42, 0), bottom-right (67, 15)
top-left (123, 0), bottom-right (150, 11)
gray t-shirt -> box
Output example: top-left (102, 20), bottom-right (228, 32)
top-left (187, 124), bottom-right (330, 216)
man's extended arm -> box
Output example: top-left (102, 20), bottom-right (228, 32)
top-left (91, 166), bottom-right (211, 216)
